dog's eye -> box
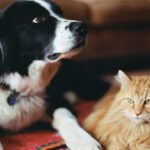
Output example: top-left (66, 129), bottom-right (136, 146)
top-left (32, 17), bottom-right (46, 24)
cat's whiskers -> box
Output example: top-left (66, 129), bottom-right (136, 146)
top-left (100, 108), bottom-right (124, 114)
top-left (103, 116), bottom-right (127, 125)
top-left (107, 109), bottom-right (124, 115)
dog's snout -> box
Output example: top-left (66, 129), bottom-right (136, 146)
top-left (69, 22), bottom-right (88, 35)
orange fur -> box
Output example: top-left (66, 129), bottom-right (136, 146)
top-left (84, 70), bottom-right (150, 150)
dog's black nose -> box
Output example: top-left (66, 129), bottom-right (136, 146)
top-left (69, 22), bottom-right (88, 35)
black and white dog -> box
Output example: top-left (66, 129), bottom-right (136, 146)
top-left (0, 0), bottom-right (101, 150)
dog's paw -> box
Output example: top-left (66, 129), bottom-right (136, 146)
top-left (66, 127), bottom-right (102, 150)
top-left (53, 108), bottom-right (102, 150)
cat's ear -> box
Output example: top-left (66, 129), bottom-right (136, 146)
top-left (115, 70), bottom-right (131, 89)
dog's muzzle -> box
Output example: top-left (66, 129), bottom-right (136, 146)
top-left (47, 21), bottom-right (88, 61)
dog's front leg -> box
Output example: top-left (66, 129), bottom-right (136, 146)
top-left (52, 108), bottom-right (102, 150)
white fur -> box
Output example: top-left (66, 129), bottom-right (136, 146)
top-left (28, 60), bottom-right (46, 81)
top-left (0, 61), bottom-right (47, 96)
top-left (1, 72), bottom-right (22, 91)
top-left (52, 108), bottom-right (102, 150)
top-left (53, 21), bottom-right (77, 54)
top-left (64, 91), bottom-right (79, 104)
top-left (115, 70), bottom-right (130, 85)
top-left (0, 88), bottom-right (47, 131)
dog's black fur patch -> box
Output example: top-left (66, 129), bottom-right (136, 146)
top-left (0, 1), bottom-right (61, 75)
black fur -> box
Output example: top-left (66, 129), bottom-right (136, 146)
top-left (0, 1), bottom-right (58, 74)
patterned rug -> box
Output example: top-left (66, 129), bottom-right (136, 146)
top-left (37, 139), bottom-right (67, 150)
top-left (0, 101), bottom-right (96, 150)
top-left (35, 134), bottom-right (68, 150)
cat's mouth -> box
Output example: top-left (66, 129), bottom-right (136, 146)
top-left (131, 116), bottom-right (147, 123)
top-left (131, 117), bottom-right (142, 123)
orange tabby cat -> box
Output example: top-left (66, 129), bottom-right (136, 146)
top-left (84, 70), bottom-right (150, 150)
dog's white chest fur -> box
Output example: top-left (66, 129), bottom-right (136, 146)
top-left (0, 89), bottom-right (47, 131)
top-left (0, 61), bottom-right (60, 131)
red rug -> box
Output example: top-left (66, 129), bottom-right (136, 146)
top-left (0, 101), bottom-right (96, 150)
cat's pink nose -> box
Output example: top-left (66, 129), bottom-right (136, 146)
top-left (135, 112), bottom-right (142, 116)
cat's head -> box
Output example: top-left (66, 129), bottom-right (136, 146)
top-left (115, 70), bottom-right (150, 124)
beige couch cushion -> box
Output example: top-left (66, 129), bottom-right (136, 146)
top-left (73, 0), bottom-right (150, 26)
top-left (53, 0), bottom-right (89, 22)
top-left (87, 0), bottom-right (150, 25)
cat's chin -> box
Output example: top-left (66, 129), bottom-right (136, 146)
top-left (129, 116), bottom-right (150, 124)
top-left (130, 118), bottom-right (144, 123)
top-left (124, 111), bottom-right (147, 124)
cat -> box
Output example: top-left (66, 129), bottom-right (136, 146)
top-left (84, 70), bottom-right (150, 150)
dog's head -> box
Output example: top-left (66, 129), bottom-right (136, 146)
top-left (0, 0), bottom-right (88, 73)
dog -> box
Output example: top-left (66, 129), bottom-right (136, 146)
top-left (0, 0), bottom-right (101, 149)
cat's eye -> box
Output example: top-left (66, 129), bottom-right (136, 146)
top-left (32, 17), bottom-right (46, 24)
top-left (127, 98), bottom-right (134, 104)
top-left (145, 99), bottom-right (150, 105)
